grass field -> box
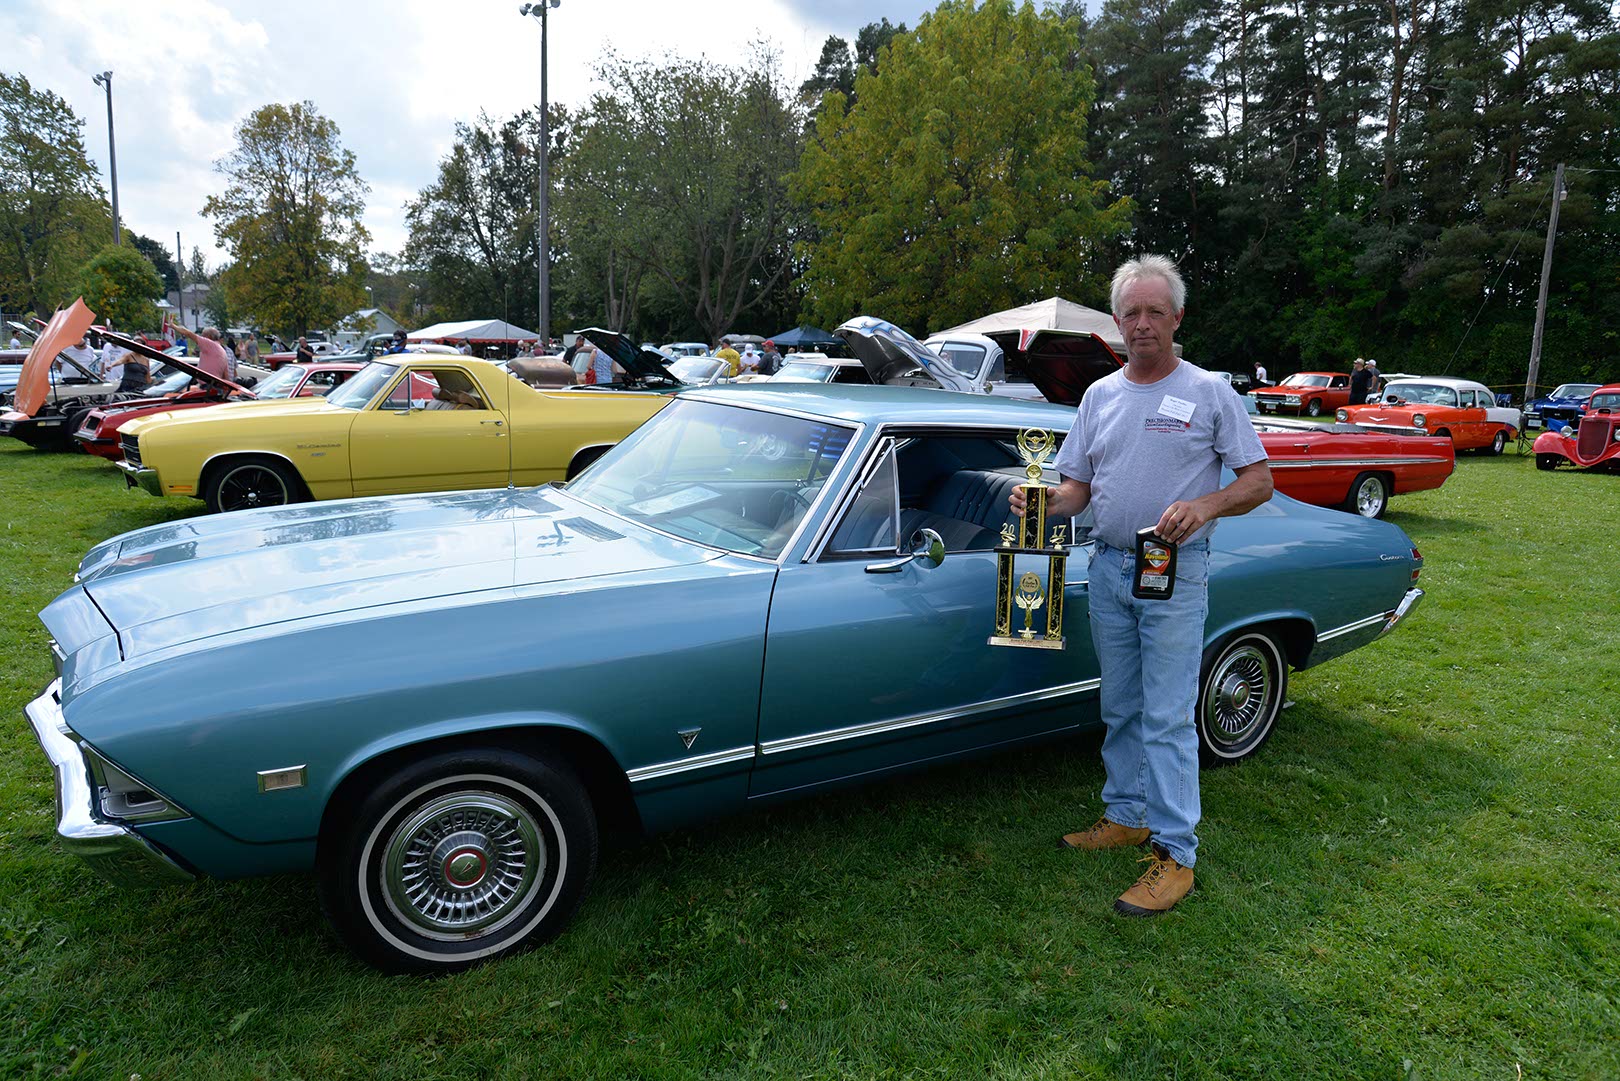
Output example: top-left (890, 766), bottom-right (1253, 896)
top-left (2, 440), bottom-right (1617, 1080)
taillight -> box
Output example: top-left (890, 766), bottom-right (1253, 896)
top-left (1411, 545), bottom-right (1422, 582)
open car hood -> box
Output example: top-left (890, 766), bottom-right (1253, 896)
top-left (575, 327), bottom-right (681, 387)
top-left (985, 328), bottom-right (1122, 406)
top-left (13, 300), bottom-right (97, 415)
top-left (99, 330), bottom-right (255, 398)
top-left (834, 317), bottom-right (979, 393)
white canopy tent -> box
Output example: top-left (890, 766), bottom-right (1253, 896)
top-left (939, 297), bottom-right (1125, 353)
top-left (408, 318), bottom-right (540, 343)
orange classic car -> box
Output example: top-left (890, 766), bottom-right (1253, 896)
top-left (1340, 377), bottom-right (1521, 453)
top-left (1250, 372), bottom-right (1353, 417)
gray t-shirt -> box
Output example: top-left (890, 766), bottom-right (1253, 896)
top-left (1053, 361), bottom-right (1268, 550)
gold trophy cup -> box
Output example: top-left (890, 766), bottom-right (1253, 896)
top-left (990, 428), bottom-right (1067, 649)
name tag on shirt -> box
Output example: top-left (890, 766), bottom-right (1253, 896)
top-left (1158, 395), bottom-right (1196, 424)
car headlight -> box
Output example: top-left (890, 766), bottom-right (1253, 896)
top-left (1613, 429), bottom-right (1620, 443)
top-left (1335, 409), bottom-right (1348, 422)
top-left (1412, 413), bottom-right (1426, 427)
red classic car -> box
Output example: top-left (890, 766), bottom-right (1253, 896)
top-left (1340, 377), bottom-right (1521, 453)
top-left (1532, 384), bottom-right (1620, 471)
top-left (1255, 418), bottom-right (1454, 517)
top-left (1251, 372), bottom-right (1353, 417)
top-left (74, 342), bottom-right (361, 460)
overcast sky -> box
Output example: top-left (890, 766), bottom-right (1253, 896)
top-left (2, 0), bottom-right (932, 272)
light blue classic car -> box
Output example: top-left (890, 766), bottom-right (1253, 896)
top-left (28, 385), bottom-right (1424, 972)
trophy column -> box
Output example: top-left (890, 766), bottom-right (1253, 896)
top-left (989, 428), bottom-right (1068, 651)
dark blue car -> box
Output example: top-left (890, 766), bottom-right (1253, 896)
top-left (1526, 383), bottom-right (1602, 432)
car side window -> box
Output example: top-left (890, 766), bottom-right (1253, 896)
top-left (383, 368), bottom-right (486, 411)
top-left (1332, 376), bottom-right (1348, 388)
top-left (824, 441), bottom-right (899, 556)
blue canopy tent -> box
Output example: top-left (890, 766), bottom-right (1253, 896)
top-left (770, 324), bottom-right (844, 354)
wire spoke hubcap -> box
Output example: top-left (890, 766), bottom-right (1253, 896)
top-left (1208, 647), bottom-right (1273, 746)
top-left (383, 792), bottom-right (545, 938)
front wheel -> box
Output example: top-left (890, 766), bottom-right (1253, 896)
top-left (1196, 631), bottom-right (1288, 765)
top-left (1306, 398), bottom-right (1324, 417)
top-left (203, 457), bottom-right (305, 513)
top-left (1536, 453), bottom-right (1561, 471)
top-left (1341, 472), bottom-right (1389, 519)
top-left (318, 748), bottom-right (598, 974)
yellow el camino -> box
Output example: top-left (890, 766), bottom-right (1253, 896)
top-left (116, 353), bottom-right (672, 512)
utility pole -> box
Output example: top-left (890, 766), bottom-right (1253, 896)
top-left (1526, 162), bottom-right (1565, 405)
top-left (92, 71), bottom-right (121, 245)
top-left (175, 231), bottom-right (185, 331)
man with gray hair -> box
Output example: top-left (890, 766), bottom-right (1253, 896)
top-left (1010, 254), bottom-right (1273, 916)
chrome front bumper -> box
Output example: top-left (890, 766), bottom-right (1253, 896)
top-left (113, 459), bottom-right (163, 496)
top-left (1377, 588), bottom-right (1424, 638)
top-left (24, 680), bottom-right (194, 887)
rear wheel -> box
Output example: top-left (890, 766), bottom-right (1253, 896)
top-left (1536, 453), bottom-right (1561, 471)
top-left (203, 457), bottom-right (305, 513)
top-left (1306, 398), bottom-right (1324, 417)
top-left (1196, 630), bottom-right (1288, 765)
top-left (1487, 430), bottom-right (1506, 455)
top-left (1341, 472), bottom-right (1389, 519)
top-left (318, 748), bottom-right (598, 974)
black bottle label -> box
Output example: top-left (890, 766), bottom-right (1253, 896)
top-left (1133, 527), bottom-right (1177, 600)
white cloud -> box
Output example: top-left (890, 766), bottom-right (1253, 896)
top-left (1, 0), bottom-right (927, 266)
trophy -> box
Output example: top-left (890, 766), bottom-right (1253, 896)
top-left (989, 428), bottom-right (1067, 650)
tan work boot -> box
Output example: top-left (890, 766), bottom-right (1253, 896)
top-left (1114, 844), bottom-right (1194, 917)
top-left (1059, 816), bottom-right (1151, 851)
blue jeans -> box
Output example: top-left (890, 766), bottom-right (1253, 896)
top-left (1086, 540), bottom-right (1210, 867)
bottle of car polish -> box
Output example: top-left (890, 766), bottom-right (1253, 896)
top-left (1133, 527), bottom-right (1177, 600)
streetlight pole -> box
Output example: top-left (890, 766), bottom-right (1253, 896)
top-left (92, 71), bottom-right (121, 245)
top-left (519, 1), bottom-right (559, 348)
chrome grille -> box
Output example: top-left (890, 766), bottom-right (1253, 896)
top-left (120, 433), bottom-right (141, 466)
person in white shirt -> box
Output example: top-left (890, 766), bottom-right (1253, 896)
top-left (8, 335), bottom-right (20, 349)
top-left (740, 346), bottom-right (760, 374)
top-left (59, 334), bottom-right (100, 375)
top-left (101, 339), bottom-right (129, 384)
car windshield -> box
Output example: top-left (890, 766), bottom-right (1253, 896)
top-left (568, 399), bottom-right (855, 559)
top-left (1551, 384), bottom-right (1599, 399)
top-left (1382, 383), bottom-right (1458, 407)
top-left (326, 362), bottom-right (399, 409)
top-left (250, 366), bottom-right (310, 399)
top-left (671, 357), bottom-right (726, 384)
top-left (1280, 374), bottom-right (1330, 388)
top-left (1589, 392), bottom-right (1620, 410)
top-left (774, 362), bottom-right (835, 382)
top-left (933, 341), bottom-right (987, 377)
top-left (147, 369), bottom-right (192, 394)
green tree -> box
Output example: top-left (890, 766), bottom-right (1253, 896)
top-left (130, 233), bottom-right (179, 294)
top-left (0, 72), bottom-right (112, 314)
top-left (557, 49), bottom-right (802, 342)
top-left (203, 101), bottom-right (369, 337)
top-left (403, 109), bottom-right (554, 332)
top-left (792, 0), bottom-right (1130, 333)
top-left (800, 36), bottom-right (855, 109)
top-left (76, 242), bottom-right (163, 330)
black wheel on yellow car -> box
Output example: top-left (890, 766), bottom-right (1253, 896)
top-left (317, 747), bottom-right (599, 974)
top-left (203, 456), bottom-right (306, 513)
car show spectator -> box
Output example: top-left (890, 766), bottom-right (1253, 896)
top-left (457, 338), bottom-right (472, 355)
top-left (295, 337), bottom-right (317, 364)
top-left (100, 336), bottom-right (128, 383)
top-left (592, 343), bottom-right (614, 385)
top-left (59, 333), bottom-right (99, 374)
top-left (114, 345), bottom-right (150, 394)
top-left (386, 330), bottom-right (409, 354)
top-left (1366, 360), bottom-right (1381, 401)
top-left (740, 345), bottom-right (760, 374)
top-left (170, 324), bottom-right (232, 381)
top-left (715, 338), bottom-right (742, 378)
top-left (1014, 254), bottom-right (1272, 919)
top-left (1350, 358), bottom-right (1371, 405)
top-left (760, 339), bottom-right (782, 376)
top-left (243, 334), bottom-right (260, 367)
top-left (7, 333), bottom-right (19, 348)
top-left (1252, 360), bottom-right (1269, 387)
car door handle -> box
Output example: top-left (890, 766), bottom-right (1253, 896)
top-left (480, 419), bottom-right (504, 426)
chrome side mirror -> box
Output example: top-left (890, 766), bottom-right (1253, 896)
top-left (865, 528), bottom-right (946, 574)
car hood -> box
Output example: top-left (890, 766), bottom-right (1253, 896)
top-left (834, 317), bottom-right (979, 393)
top-left (13, 300), bottom-right (97, 415)
top-left (978, 328), bottom-right (1123, 406)
top-left (123, 396), bottom-right (340, 434)
top-left (1531, 395), bottom-right (1588, 408)
top-left (575, 327), bottom-right (682, 387)
top-left (67, 486), bottom-right (722, 667)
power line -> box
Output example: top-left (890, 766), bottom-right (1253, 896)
top-left (1439, 179), bottom-right (1554, 376)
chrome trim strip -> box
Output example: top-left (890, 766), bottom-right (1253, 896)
top-left (626, 745), bottom-right (755, 784)
top-left (1316, 611), bottom-right (1389, 641)
top-left (23, 680), bottom-right (194, 886)
top-left (760, 678), bottom-right (1101, 756)
top-left (1267, 455), bottom-right (1450, 469)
